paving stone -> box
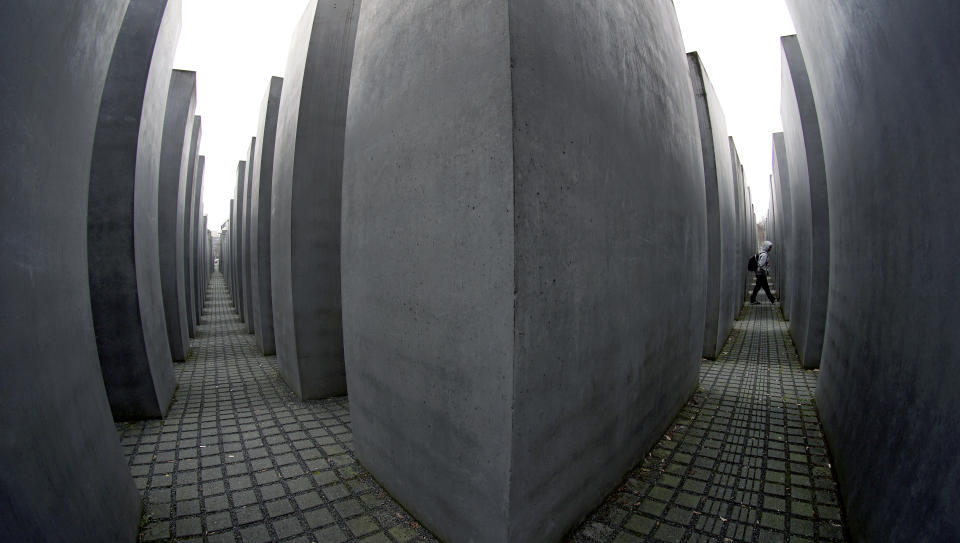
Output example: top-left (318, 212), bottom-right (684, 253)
top-left (177, 499), bottom-right (201, 517)
top-left (334, 498), bottom-right (365, 519)
top-left (389, 524), bottom-right (419, 542)
top-left (312, 524), bottom-right (350, 543)
top-left (175, 517), bottom-right (202, 537)
top-left (141, 521), bottom-right (170, 542)
top-left (322, 483), bottom-right (350, 501)
top-left (347, 515), bottom-right (381, 537)
top-left (791, 517), bottom-right (816, 538)
top-left (232, 490), bottom-right (257, 507)
top-left (653, 523), bottom-right (685, 542)
top-left (285, 477), bottom-right (312, 494)
top-left (239, 523), bottom-right (272, 543)
top-left (228, 474), bottom-right (253, 490)
top-left (624, 514), bottom-right (656, 535)
top-left (272, 515), bottom-right (305, 539)
top-left (206, 511), bottom-right (232, 531)
top-left (759, 528), bottom-right (786, 542)
top-left (254, 470), bottom-right (279, 485)
top-left (260, 482), bottom-right (286, 501)
top-left (265, 498), bottom-right (293, 518)
top-left (207, 532), bottom-right (237, 543)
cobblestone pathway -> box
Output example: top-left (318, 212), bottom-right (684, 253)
top-left (121, 275), bottom-right (847, 542)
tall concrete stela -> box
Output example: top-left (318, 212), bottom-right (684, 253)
top-left (340, 1), bottom-right (707, 541)
top-left (1, 1), bottom-right (141, 540)
top-left (87, 0), bottom-right (181, 418)
top-left (250, 77), bottom-right (284, 356)
top-left (271, 0), bottom-right (359, 400)
top-left (779, 35), bottom-right (829, 369)
top-left (158, 68), bottom-right (197, 362)
top-left (786, 2), bottom-right (960, 540)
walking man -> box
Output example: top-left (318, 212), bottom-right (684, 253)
top-left (750, 240), bottom-right (776, 305)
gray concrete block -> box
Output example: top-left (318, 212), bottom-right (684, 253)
top-left (341, 2), bottom-right (706, 541)
top-left (729, 138), bottom-right (750, 306)
top-left (772, 133), bottom-right (793, 318)
top-left (202, 213), bottom-right (209, 308)
top-left (226, 199), bottom-right (235, 296)
top-left (195, 217), bottom-right (204, 321)
top-left (158, 69), bottom-right (197, 362)
top-left (272, 0), bottom-right (359, 399)
top-left (0, 1), bottom-right (140, 539)
top-left (242, 137), bottom-right (256, 333)
top-left (251, 77), bottom-right (283, 356)
top-left (87, 0), bottom-right (180, 415)
top-left (233, 161), bottom-right (246, 318)
top-left (195, 197), bottom-right (203, 314)
top-left (196, 156), bottom-right (206, 315)
top-left (785, 3), bottom-right (960, 540)
top-left (780, 35), bottom-right (829, 369)
top-left (184, 116), bottom-right (202, 333)
top-left (688, 53), bottom-right (740, 359)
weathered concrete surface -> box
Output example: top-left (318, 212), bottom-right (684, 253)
top-left (772, 133), bottom-right (793, 318)
top-left (206, 227), bottom-right (212, 285)
top-left (786, 3), bottom-right (960, 541)
top-left (251, 77), bottom-right (283, 355)
top-left (201, 212), bottom-right (209, 309)
top-left (688, 53), bottom-right (739, 359)
top-left (780, 35), bottom-right (829, 369)
top-left (233, 162), bottom-right (246, 317)
top-left (196, 155), bottom-right (204, 316)
top-left (242, 138), bottom-right (256, 334)
top-left (226, 199), bottom-right (235, 297)
top-left (158, 69), bottom-right (196, 362)
top-left (272, 0), bottom-right (358, 399)
top-left (229, 195), bottom-right (235, 302)
top-left (184, 116), bottom-right (202, 334)
top-left (341, 2), bottom-right (706, 541)
top-left (87, 0), bottom-right (180, 415)
top-left (729, 138), bottom-right (750, 305)
top-left (0, 1), bottom-right (140, 539)
top-left (195, 170), bottom-right (206, 320)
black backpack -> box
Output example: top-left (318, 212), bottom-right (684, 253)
top-left (747, 253), bottom-right (759, 272)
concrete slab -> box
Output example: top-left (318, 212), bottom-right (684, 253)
top-left (0, 1), bottom-right (141, 539)
top-left (242, 137), bottom-right (256, 334)
top-left (196, 155), bottom-right (206, 316)
top-left (341, 2), bottom-right (706, 541)
top-left (786, 2), bottom-right (960, 540)
top-left (190, 192), bottom-right (207, 322)
top-left (233, 161), bottom-right (246, 319)
top-left (729, 138), bottom-right (750, 306)
top-left (201, 213), bottom-right (209, 309)
top-left (271, 0), bottom-right (359, 399)
top-left (780, 35), bottom-right (829, 369)
top-left (688, 52), bottom-right (739, 359)
top-left (772, 133), bottom-right (793, 318)
top-left (226, 199), bottom-right (234, 296)
top-left (158, 69), bottom-right (196, 362)
top-left (184, 116), bottom-right (202, 333)
top-left (87, 0), bottom-right (180, 414)
top-left (251, 77), bottom-right (283, 355)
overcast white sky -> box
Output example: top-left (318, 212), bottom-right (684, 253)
top-left (174, 0), bottom-right (795, 232)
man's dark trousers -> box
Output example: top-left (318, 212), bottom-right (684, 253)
top-left (751, 271), bottom-right (775, 303)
